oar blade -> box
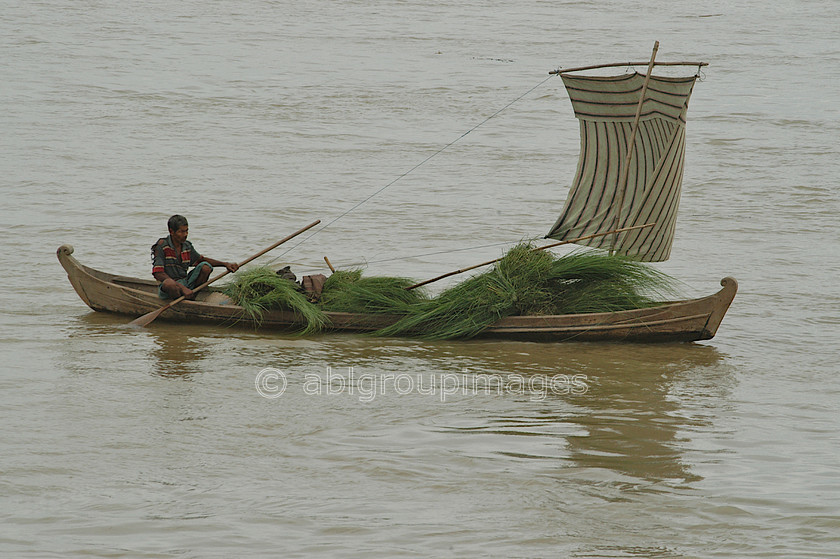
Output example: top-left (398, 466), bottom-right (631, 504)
top-left (128, 307), bottom-right (166, 328)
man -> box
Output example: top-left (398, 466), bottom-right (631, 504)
top-left (151, 215), bottom-right (239, 300)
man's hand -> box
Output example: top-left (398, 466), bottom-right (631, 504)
top-left (225, 262), bottom-right (240, 273)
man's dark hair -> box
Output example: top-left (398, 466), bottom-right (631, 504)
top-left (168, 215), bottom-right (188, 232)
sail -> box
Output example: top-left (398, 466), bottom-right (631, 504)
top-left (545, 71), bottom-right (698, 262)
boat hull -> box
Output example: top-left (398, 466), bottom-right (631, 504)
top-left (57, 245), bottom-right (737, 343)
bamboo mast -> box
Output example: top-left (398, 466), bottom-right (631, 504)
top-left (609, 40), bottom-right (659, 256)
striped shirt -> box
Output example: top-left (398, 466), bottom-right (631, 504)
top-left (151, 236), bottom-right (203, 280)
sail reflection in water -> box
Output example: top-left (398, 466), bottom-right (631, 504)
top-left (563, 344), bottom-right (730, 482)
top-left (440, 342), bottom-right (730, 483)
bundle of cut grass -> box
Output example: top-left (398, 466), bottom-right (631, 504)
top-left (375, 244), bottom-right (679, 340)
top-left (222, 266), bottom-right (327, 334)
top-left (320, 269), bottom-right (363, 293)
top-left (536, 249), bottom-right (677, 315)
top-left (319, 269), bottom-right (428, 314)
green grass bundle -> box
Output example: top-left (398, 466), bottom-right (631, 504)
top-left (537, 249), bottom-right (677, 315)
top-left (219, 247), bottom-right (679, 340)
top-left (222, 266), bottom-right (327, 334)
top-left (374, 272), bottom-right (518, 340)
top-left (375, 244), bottom-right (679, 340)
top-left (319, 269), bottom-right (428, 314)
top-left (320, 269), bottom-right (363, 293)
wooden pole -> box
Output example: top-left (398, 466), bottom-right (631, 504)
top-left (550, 59), bottom-right (706, 75)
top-left (405, 222), bottom-right (655, 291)
top-left (609, 41), bottom-right (659, 255)
top-left (128, 220), bottom-right (321, 327)
top-left (324, 256), bottom-right (336, 273)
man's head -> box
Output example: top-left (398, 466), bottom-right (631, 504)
top-left (168, 215), bottom-right (189, 244)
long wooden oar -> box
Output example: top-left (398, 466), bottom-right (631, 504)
top-left (129, 219), bottom-right (321, 327)
top-left (405, 223), bottom-right (655, 291)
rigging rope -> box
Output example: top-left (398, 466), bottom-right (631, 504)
top-left (267, 73), bottom-right (557, 265)
top-left (274, 236), bottom-right (547, 277)
top-left (325, 236), bottom-right (545, 269)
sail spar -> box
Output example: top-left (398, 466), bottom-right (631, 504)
top-left (545, 68), bottom-right (700, 262)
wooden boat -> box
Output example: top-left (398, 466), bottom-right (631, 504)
top-left (59, 45), bottom-right (738, 343)
top-left (57, 244), bottom-right (736, 342)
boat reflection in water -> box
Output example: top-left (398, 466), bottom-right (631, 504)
top-left (63, 308), bottom-right (732, 483)
top-left (144, 325), bottom-right (210, 379)
top-left (432, 340), bottom-right (732, 483)
top-left (65, 313), bottom-right (210, 379)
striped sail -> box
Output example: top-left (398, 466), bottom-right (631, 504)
top-left (545, 72), bottom-right (697, 262)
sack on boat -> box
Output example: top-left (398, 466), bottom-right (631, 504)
top-left (301, 274), bottom-right (327, 302)
top-left (275, 265), bottom-right (296, 281)
top-left (274, 265), bottom-right (325, 302)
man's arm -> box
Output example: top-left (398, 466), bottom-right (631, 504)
top-left (201, 256), bottom-right (239, 273)
top-left (155, 271), bottom-right (194, 298)
top-left (188, 243), bottom-right (239, 274)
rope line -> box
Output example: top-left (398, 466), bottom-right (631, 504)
top-left (339, 237), bottom-right (545, 268)
top-left (268, 73), bottom-right (557, 264)
top-left (273, 235), bottom-right (551, 276)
